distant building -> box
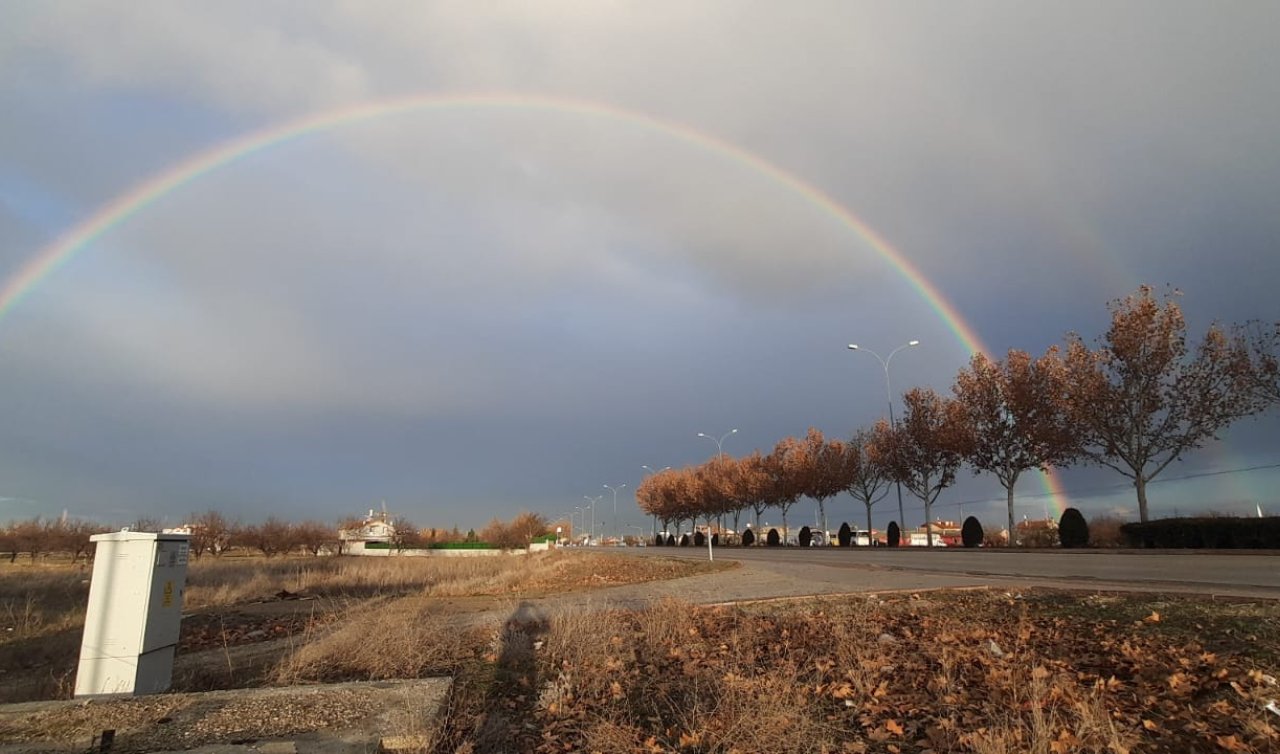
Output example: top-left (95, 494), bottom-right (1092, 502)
top-left (339, 509), bottom-right (396, 544)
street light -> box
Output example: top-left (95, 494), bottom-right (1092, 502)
top-left (696, 429), bottom-right (738, 460)
top-left (583, 495), bottom-right (602, 545)
top-left (603, 484), bottom-right (627, 544)
top-left (701, 430), bottom-right (742, 540)
top-left (848, 340), bottom-right (920, 539)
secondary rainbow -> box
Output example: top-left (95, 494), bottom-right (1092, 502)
top-left (0, 91), bottom-right (1071, 513)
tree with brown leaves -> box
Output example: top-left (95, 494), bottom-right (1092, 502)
top-left (735, 452), bottom-right (773, 542)
top-left (1237, 320), bottom-right (1280, 408)
top-left (765, 437), bottom-right (807, 544)
top-left (846, 428), bottom-right (892, 540)
top-left (795, 428), bottom-right (849, 543)
top-left (953, 348), bottom-right (1079, 545)
top-left (1063, 287), bottom-right (1263, 522)
top-left (877, 388), bottom-right (971, 547)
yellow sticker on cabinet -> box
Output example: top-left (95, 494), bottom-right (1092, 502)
top-left (162, 581), bottom-right (174, 608)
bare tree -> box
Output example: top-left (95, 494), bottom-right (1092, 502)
top-left (389, 516), bottom-right (422, 551)
top-left (877, 389), bottom-right (971, 547)
top-left (953, 348), bottom-right (1079, 544)
top-left (846, 428), bottom-right (892, 540)
top-left (294, 520), bottom-right (335, 556)
top-left (1063, 287), bottom-right (1263, 522)
top-left (241, 517), bottom-right (293, 557)
top-left (131, 517), bottom-right (162, 533)
top-left (189, 510), bottom-right (233, 558)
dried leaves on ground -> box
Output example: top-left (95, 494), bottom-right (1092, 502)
top-left (441, 590), bottom-right (1280, 754)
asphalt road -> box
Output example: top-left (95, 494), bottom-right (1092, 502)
top-left (616, 545), bottom-right (1280, 600)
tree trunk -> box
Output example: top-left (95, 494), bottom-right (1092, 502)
top-left (1136, 476), bottom-right (1150, 523)
top-left (923, 472), bottom-right (934, 548)
top-left (817, 500), bottom-right (828, 545)
top-left (865, 502), bottom-right (873, 545)
top-left (781, 510), bottom-right (789, 546)
top-left (1007, 484), bottom-right (1016, 547)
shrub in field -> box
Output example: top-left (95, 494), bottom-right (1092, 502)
top-left (766, 528), bottom-right (780, 547)
top-left (1059, 508), bottom-right (1090, 548)
top-left (887, 521), bottom-right (900, 548)
top-left (798, 526), bottom-right (812, 547)
top-left (741, 528), bottom-right (755, 546)
top-left (694, 531), bottom-right (706, 547)
top-left (837, 523), bottom-right (852, 547)
top-left (961, 516), bottom-right (984, 548)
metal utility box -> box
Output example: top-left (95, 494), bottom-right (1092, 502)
top-left (75, 530), bottom-right (190, 697)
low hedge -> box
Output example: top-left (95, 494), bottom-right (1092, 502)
top-left (1120, 517), bottom-right (1280, 549)
top-left (361, 541), bottom-right (498, 550)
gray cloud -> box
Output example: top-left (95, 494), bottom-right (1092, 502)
top-left (1, 1), bottom-right (1277, 527)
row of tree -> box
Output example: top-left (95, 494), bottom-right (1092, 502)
top-left (1, 509), bottom-right (557, 561)
top-left (637, 287), bottom-right (1279, 545)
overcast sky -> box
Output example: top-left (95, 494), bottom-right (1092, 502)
top-left (1, 2), bottom-right (1278, 532)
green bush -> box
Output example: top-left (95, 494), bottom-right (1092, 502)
top-left (1058, 508), bottom-right (1090, 548)
top-left (961, 517), bottom-right (984, 548)
top-left (766, 528), bottom-right (780, 547)
top-left (1120, 517), bottom-right (1280, 549)
top-left (430, 541), bottom-right (496, 550)
top-left (741, 528), bottom-right (756, 546)
top-left (887, 521), bottom-right (900, 548)
top-left (837, 523), bottom-right (852, 547)
top-left (798, 526), bottom-right (812, 547)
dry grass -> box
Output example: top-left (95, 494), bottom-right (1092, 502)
top-left (0, 551), bottom-right (719, 704)
top-left (271, 596), bottom-right (478, 684)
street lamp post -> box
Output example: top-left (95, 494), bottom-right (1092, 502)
top-left (583, 495), bottom-right (602, 545)
top-left (848, 340), bottom-right (920, 539)
top-left (697, 430), bottom-right (738, 540)
top-left (603, 484), bottom-right (626, 544)
top-left (696, 429), bottom-right (738, 460)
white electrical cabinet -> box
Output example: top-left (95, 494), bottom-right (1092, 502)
top-left (75, 530), bottom-right (190, 697)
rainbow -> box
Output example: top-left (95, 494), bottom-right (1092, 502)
top-left (0, 91), bottom-right (1071, 513)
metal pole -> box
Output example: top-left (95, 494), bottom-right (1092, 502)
top-left (604, 484), bottom-right (626, 544)
top-left (849, 341), bottom-right (918, 543)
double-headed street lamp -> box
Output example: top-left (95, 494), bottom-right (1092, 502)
top-left (848, 340), bottom-right (920, 536)
top-left (603, 483), bottom-right (627, 543)
top-left (696, 428), bottom-right (738, 460)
